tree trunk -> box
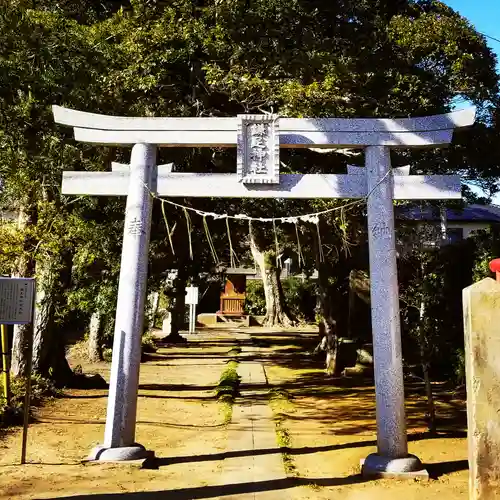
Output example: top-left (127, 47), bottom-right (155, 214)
top-left (11, 201), bottom-right (37, 378)
top-left (324, 325), bottom-right (339, 376)
top-left (147, 291), bottom-right (160, 330)
top-left (31, 258), bottom-right (57, 375)
top-left (11, 325), bottom-right (32, 378)
top-left (249, 223), bottom-right (294, 327)
top-left (30, 247), bottom-right (74, 384)
top-left (10, 197), bottom-right (73, 385)
top-left (316, 259), bottom-right (339, 375)
top-left (418, 293), bottom-right (436, 434)
top-left (439, 205), bottom-right (448, 243)
top-left (164, 268), bottom-right (188, 341)
top-left (88, 310), bottom-right (104, 363)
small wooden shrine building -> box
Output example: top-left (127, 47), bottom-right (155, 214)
top-left (218, 267), bottom-right (256, 316)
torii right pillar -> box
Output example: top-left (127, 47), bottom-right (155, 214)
top-left (362, 145), bottom-right (426, 477)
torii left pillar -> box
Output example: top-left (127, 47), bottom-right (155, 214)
top-left (90, 144), bottom-right (157, 461)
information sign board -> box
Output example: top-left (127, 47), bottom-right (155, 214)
top-left (0, 278), bottom-right (35, 324)
top-left (185, 286), bottom-right (199, 306)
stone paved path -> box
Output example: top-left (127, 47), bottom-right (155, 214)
top-left (221, 339), bottom-right (289, 499)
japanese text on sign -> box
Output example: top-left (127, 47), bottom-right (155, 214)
top-left (0, 278), bottom-right (35, 324)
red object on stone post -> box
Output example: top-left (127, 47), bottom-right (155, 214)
top-left (489, 259), bottom-right (500, 283)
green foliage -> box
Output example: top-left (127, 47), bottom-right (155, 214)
top-left (0, 0), bottom-right (499, 379)
top-left (245, 277), bottom-right (317, 321)
top-left (245, 280), bottom-right (266, 316)
top-left (399, 224), bottom-right (500, 381)
top-left (141, 331), bottom-right (158, 353)
top-left (470, 228), bottom-right (500, 282)
top-left (452, 348), bottom-right (466, 386)
top-left (103, 348), bottom-right (113, 363)
top-left (269, 388), bottom-right (296, 475)
top-left (282, 278), bottom-right (317, 323)
top-left (153, 288), bottom-right (173, 328)
top-left (0, 374), bottom-right (60, 428)
top-left (11, 374), bottom-right (61, 404)
top-left (274, 420), bottom-right (296, 476)
top-left (215, 360), bottom-right (240, 399)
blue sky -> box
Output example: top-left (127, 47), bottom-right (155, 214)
top-left (444, 0), bottom-right (500, 58)
top-left (444, 1), bottom-right (500, 203)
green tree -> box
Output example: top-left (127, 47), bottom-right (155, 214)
top-left (1, 0), bottom-right (499, 381)
top-left (0, 2), bottom-right (119, 381)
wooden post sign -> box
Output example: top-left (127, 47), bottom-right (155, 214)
top-left (185, 286), bottom-right (199, 334)
top-left (0, 277), bottom-right (35, 404)
top-left (185, 286), bottom-right (199, 306)
top-left (0, 277), bottom-right (36, 465)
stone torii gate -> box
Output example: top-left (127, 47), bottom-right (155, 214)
top-left (53, 105), bottom-right (474, 476)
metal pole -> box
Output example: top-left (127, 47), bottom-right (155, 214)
top-left (1, 324), bottom-right (10, 405)
top-left (190, 304), bottom-right (194, 334)
top-left (21, 322), bottom-right (34, 465)
top-left (189, 305), bottom-right (192, 334)
top-left (193, 304), bottom-right (197, 333)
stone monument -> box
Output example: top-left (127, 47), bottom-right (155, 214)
top-left (463, 272), bottom-right (500, 499)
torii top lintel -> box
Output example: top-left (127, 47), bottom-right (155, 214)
top-left (52, 106), bottom-right (475, 149)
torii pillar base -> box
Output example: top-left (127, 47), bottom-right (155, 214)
top-left (87, 444), bottom-right (154, 463)
top-left (361, 454), bottom-right (428, 480)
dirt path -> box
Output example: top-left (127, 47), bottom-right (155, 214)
top-left (253, 330), bottom-right (469, 500)
top-left (0, 328), bottom-right (469, 499)
top-left (0, 330), bottom-right (237, 499)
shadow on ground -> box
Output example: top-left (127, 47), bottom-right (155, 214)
top-left (150, 431), bottom-right (467, 468)
top-left (39, 458), bottom-right (469, 500)
top-left (42, 475), bottom-right (369, 500)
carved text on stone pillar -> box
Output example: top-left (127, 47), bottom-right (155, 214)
top-left (237, 115), bottom-right (279, 184)
top-left (127, 217), bottom-right (145, 236)
top-left (371, 222), bottom-right (391, 239)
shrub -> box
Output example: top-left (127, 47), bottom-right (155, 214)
top-left (103, 348), bottom-right (113, 362)
top-left (141, 331), bottom-right (158, 353)
top-left (215, 361), bottom-right (240, 399)
top-left (282, 277), bottom-right (317, 322)
top-left (1, 375), bottom-right (60, 428)
top-left (245, 280), bottom-right (266, 316)
top-left (245, 277), bottom-right (317, 321)
top-left (452, 348), bottom-right (466, 386)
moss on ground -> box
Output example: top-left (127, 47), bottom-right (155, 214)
top-left (269, 388), bottom-right (297, 476)
top-left (215, 359), bottom-right (240, 424)
top-left (227, 346), bottom-right (242, 356)
top-left (274, 419), bottom-right (296, 476)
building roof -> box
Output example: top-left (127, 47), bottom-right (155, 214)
top-left (224, 267), bottom-right (257, 275)
top-left (396, 204), bottom-right (500, 223)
